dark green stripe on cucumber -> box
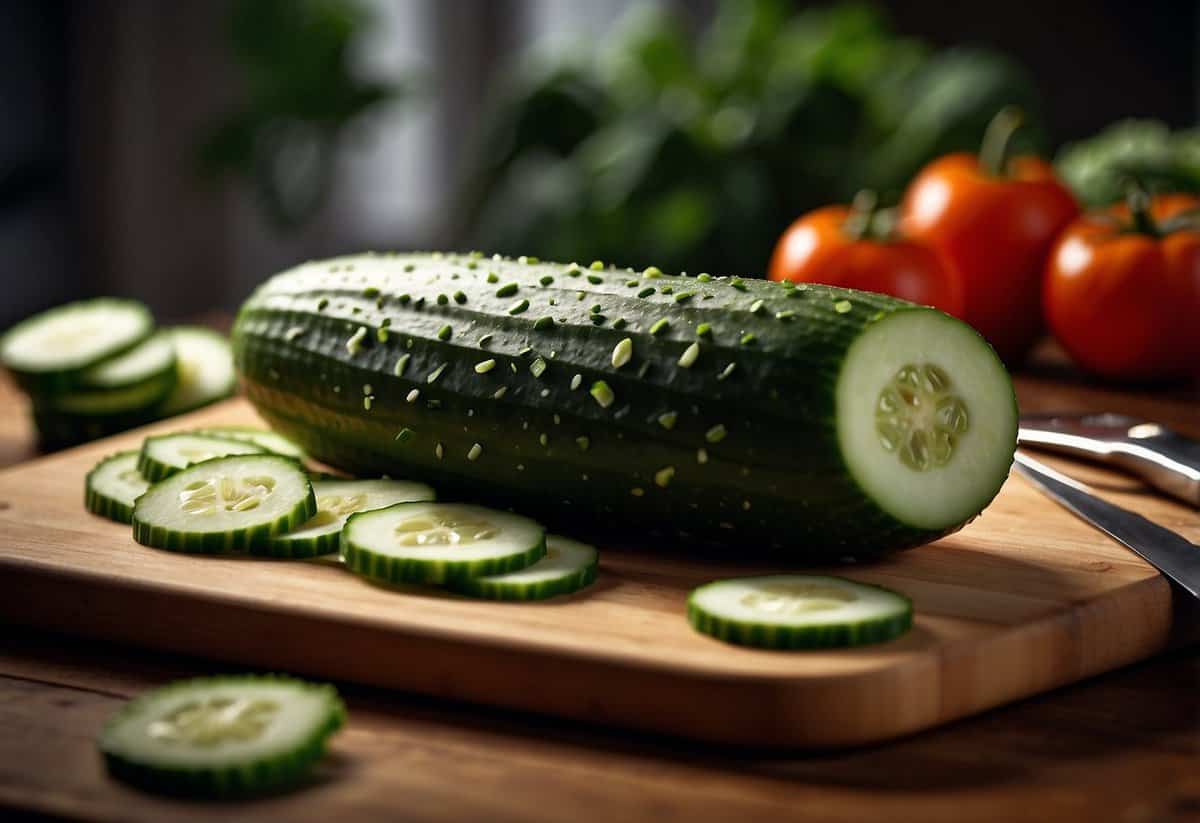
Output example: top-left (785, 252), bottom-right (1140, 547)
top-left (232, 252), bottom-right (1017, 560)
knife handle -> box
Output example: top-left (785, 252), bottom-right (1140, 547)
top-left (1017, 413), bottom-right (1200, 508)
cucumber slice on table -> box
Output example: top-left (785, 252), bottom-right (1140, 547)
top-left (158, 327), bottom-right (236, 416)
top-left (0, 298), bottom-right (153, 392)
top-left (194, 426), bottom-right (307, 460)
top-left (687, 575), bottom-right (912, 650)
top-left (266, 477), bottom-right (436, 558)
top-left (447, 534), bottom-right (598, 601)
top-left (132, 454), bottom-right (315, 553)
top-left (85, 451), bottom-right (150, 524)
top-left (341, 501), bottom-right (545, 585)
top-left (138, 433), bottom-right (266, 482)
top-left (99, 674), bottom-right (344, 797)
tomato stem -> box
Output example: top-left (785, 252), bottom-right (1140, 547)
top-left (980, 106), bottom-right (1024, 178)
top-left (845, 190), bottom-right (895, 241)
top-left (1125, 181), bottom-right (1159, 237)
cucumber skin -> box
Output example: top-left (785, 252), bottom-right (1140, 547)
top-left (232, 252), bottom-right (1006, 560)
top-left (446, 559), bottom-right (598, 601)
top-left (131, 456), bottom-right (317, 555)
top-left (341, 520), bottom-right (546, 586)
top-left (687, 581), bottom-right (913, 650)
top-left (99, 675), bottom-right (344, 798)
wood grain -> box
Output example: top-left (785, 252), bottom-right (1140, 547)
top-left (0, 397), bottom-right (1194, 747)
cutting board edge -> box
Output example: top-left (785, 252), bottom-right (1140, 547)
top-left (0, 552), bottom-right (1173, 748)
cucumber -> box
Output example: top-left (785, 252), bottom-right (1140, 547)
top-left (78, 331), bottom-right (177, 391)
top-left (265, 477), bottom-right (435, 557)
top-left (158, 327), bottom-right (236, 416)
top-left (85, 451), bottom-right (150, 524)
top-left (1, 298), bottom-right (153, 392)
top-left (132, 454), bottom-right (315, 553)
top-left (194, 426), bottom-right (307, 460)
top-left (33, 407), bottom-right (161, 451)
top-left (138, 433), bottom-right (266, 482)
top-left (340, 501), bottom-right (545, 584)
top-left (98, 674), bottom-right (344, 797)
top-left (687, 575), bottom-right (912, 649)
top-left (447, 534), bottom-right (597, 601)
top-left (232, 252), bottom-right (1018, 559)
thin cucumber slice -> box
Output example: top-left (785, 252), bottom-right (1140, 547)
top-left (138, 433), bottom-right (266, 482)
top-left (265, 477), bottom-right (436, 558)
top-left (341, 501), bottom-right (545, 585)
top-left (687, 575), bottom-right (912, 650)
top-left (0, 298), bottom-right (153, 391)
top-left (195, 426), bottom-right (307, 460)
top-left (158, 327), bottom-right (236, 416)
top-left (132, 454), bottom-right (315, 553)
top-left (99, 674), bottom-right (344, 797)
top-left (78, 331), bottom-right (177, 390)
top-left (38, 369), bottom-right (176, 416)
top-left (85, 451), bottom-right (149, 524)
top-left (447, 534), bottom-right (598, 601)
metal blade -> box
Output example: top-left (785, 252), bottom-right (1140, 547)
top-left (1012, 451), bottom-right (1200, 601)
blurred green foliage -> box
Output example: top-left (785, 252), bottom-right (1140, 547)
top-left (1056, 120), bottom-right (1200, 208)
top-left (461, 0), bottom-right (1045, 276)
top-left (200, 0), bottom-right (403, 227)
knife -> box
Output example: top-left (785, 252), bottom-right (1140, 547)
top-left (1018, 413), bottom-right (1200, 508)
top-left (1012, 451), bottom-right (1200, 601)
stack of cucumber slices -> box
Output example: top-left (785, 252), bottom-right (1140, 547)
top-left (1, 298), bottom-right (236, 448)
top-left (85, 428), bottom-right (601, 601)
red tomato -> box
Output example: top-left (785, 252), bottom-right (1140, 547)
top-left (1043, 193), bottom-right (1200, 381)
top-left (899, 109), bottom-right (1079, 363)
top-left (768, 204), bottom-right (965, 317)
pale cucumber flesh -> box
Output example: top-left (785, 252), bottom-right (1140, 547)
top-left (138, 433), bottom-right (266, 481)
top-left (1, 298), bottom-right (153, 378)
top-left (447, 534), bottom-right (598, 600)
top-left (85, 451), bottom-right (150, 524)
top-left (132, 454), bottom-right (315, 553)
top-left (99, 674), bottom-right (344, 797)
top-left (158, 327), bottom-right (236, 416)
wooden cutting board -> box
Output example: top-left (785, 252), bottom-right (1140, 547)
top-left (0, 399), bottom-right (1192, 747)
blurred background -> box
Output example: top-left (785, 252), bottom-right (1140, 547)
top-left (2, 0), bottom-right (1197, 327)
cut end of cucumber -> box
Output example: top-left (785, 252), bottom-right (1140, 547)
top-left (835, 308), bottom-right (1017, 532)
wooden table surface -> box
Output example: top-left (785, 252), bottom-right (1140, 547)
top-left (2, 349), bottom-right (1198, 823)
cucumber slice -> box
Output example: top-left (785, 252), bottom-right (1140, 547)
top-left (37, 370), bottom-right (176, 416)
top-left (99, 674), bottom-right (344, 797)
top-left (85, 451), bottom-right (150, 524)
top-left (687, 575), bottom-right (912, 650)
top-left (447, 534), bottom-right (598, 601)
top-left (138, 433), bottom-right (266, 482)
top-left (341, 501), bottom-right (545, 585)
top-left (195, 426), bottom-right (307, 460)
top-left (132, 454), bottom-right (315, 553)
top-left (266, 477), bottom-right (436, 558)
top-left (78, 331), bottom-right (177, 390)
top-left (0, 298), bottom-right (153, 391)
top-left (158, 327), bottom-right (236, 417)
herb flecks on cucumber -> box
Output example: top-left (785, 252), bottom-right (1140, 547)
top-left (688, 575), bottom-right (912, 649)
top-left (233, 252), bottom-right (1017, 558)
top-left (99, 675), bottom-right (344, 797)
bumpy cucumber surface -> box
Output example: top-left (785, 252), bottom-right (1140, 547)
top-left (85, 451), bottom-right (150, 524)
top-left (233, 252), bottom-right (1018, 559)
top-left (688, 575), bottom-right (912, 649)
top-left (99, 674), bottom-right (344, 797)
top-left (132, 454), bottom-right (315, 553)
top-left (266, 477), bottom-right (435, 558)
top-left (158, 327), bottom-right (237, 416)
top-left (1, 298), bottom-right (153, 392)
top-left (138, 433), bottom-right (266, 482)
top-left (447, 534), bottom-right (597, 601)
top-left (341, 501), bottom-right (545, 584)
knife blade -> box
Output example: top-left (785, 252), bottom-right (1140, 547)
top-left (1012, 451), bottom-right (1200, 601)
